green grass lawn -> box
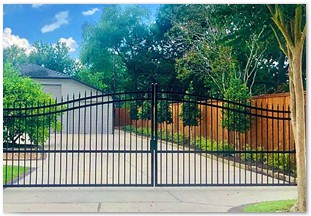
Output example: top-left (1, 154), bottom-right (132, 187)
top-left (243, 199), bottom-right (296, 212)
top-left (3, 165), bottom-right (29, 183)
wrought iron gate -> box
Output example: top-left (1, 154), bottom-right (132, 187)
top-left (3, 83), bottom-right (296, 187)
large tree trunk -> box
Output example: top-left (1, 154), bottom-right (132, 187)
top-left (289, 48), bottom-right (306, 212)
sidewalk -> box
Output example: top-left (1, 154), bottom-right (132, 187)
top-left (3, 186), bottom-right (297, 213)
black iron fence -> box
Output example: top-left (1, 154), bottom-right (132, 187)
top-left (3, 84), bottom-right (296, 187)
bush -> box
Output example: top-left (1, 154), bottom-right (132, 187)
top-left (240, 144), bottom-right (266, 163)
top-left (222, 77), bottom-right (251, 132)
top-left (265, 153), bottom-right (296, 175)
top-left (193, 137), bottom-right (235, 156)
top-left (238, 144), bottom-right (296, 175)
top-left (3, 63), bottom-right (61, 147)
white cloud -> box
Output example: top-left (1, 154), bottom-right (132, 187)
top-left (41, 11), bottom-right (69, 33)
top-left (3, 28), bottom-right (34, 55)
top-left (58, 37), bottom-right (78, 52)
top-left (32, 4), bottom-right (44, 8)
top-left (82, 8), bottom-right (99, 16)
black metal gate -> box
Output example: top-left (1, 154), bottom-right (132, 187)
top-left (3, 83), bottom-right (296, 187)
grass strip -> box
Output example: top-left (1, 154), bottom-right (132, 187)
top-left (3, 165), bottom-right (29, 183)
top-left (243, 199), bottom-right (296, 212)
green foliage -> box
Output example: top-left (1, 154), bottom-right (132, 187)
top-left (123, 124), bottom-right (296, 175)
top-left (193, 137), bottom-right (235, 156)
top-left (157, 94), bottom-right (173, 124)
top-left (74, 68), bottom-right (108, 91)
top-left (240, 144), bottom-right (266, 163)
top-left (138, 94), bottom-right (152, 120)
top-left (265, 153), bottom-right (296, 175)
top-left (127, 97), bottom-right (139, 120)
top-left (80, 5), bottom-right (180, 91)
top-left (180, 82), bottom-right (201, 127)
top-left (3, 45), bottom-right (28, 66)
top-left (3, 63), bottom-right (61, 147)
top-left (239, 144), bottom-right (296, 175)
top-left (222, 77), bottom-right (251, 132)
top-left (123, 125), bottom-right (189, 145)
top-left (29, 41), bottom-right (79, 76)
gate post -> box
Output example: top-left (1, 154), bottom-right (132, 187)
top-left (150, 83), bottom-right (158, 186)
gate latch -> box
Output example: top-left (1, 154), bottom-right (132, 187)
top-left (150, 140), bottom-right (157, 150)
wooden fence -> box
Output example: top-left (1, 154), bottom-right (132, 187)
top-left (115, 92), bottom-right (306, 151)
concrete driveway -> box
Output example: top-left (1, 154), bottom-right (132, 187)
top-left (5, 129), bottom-right (281, 186)
top-left (3, 186), bottom-right (297, 212)
top-left (4, 129), bottom-right (297, 212)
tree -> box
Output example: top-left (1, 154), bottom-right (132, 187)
top-left (222, 77), bottom-right (251, 132)
top-left (138, 94), bottom-right (152, 120)
top-left (180, 82), bottom-right (201, 136)
top-left (3, 45), bottom-right (29, 66)
top-left (75, 67), bottom-right (109, 91)
top-left (80, 5), bottom-right (180, 91)
top-left (29, 41), bottom-right (78, 76)
top-left (267, 4), bottom-right (306, 212)
top-left (3, 63), bottom-right (61, 147)
top-left (157, 93), bottom-right (173, 124)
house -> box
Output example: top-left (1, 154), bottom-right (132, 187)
top-left (19, 64), bottom-right (113, 134)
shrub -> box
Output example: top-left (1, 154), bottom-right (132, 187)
top-left (240, 144), bottom-right (266, 163)
top-left (222, 76), bottom-right (251, 132)
top-left (265, 153), bottom-right (296, 175)
top-left (193, 137), bottom-right (235, 156)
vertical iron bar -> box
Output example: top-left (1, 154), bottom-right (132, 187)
top-left (266, 103), bottom-right (269, 184)
top-left (95, 92), bottom-right (98, 185)
top-left (177, 93), bottom-right (180, 185)
top-left (154, 83), bottom-right (158, 186)
top-left (41, 99), bottom-right (45, 185)
top-left (65, 95), bottom-right (69, 185)
top-left (140, 92), bottom-right (144, 184)
top-left (47, 99), bottom-right (51, 185)
top-left (193, 95), bottom-right (196, 185)
top-left (134, 93), bottom-right (138, 185)
top-left (188, 95), bottom-right (191, 184)
top-left (272, 104), bottom-right (274, 184)
top-left (72, 94), bottom-right (75, 185)
top-left (35, 100), bottom-right (39, 185)
top-left (244, 99), bottom-right (249, 184)
top-left (129, 93), bottom-right (133, 185)
top-left (17, 102), bottom-right (22, 185)
top-left (282, 105), bottom-right (286, 185)
top-left (78, 93), bottom-right (81, 185)
top-left (118, 95), bottom-right (121, 185)
top-left (199, 98), bottom-right (202, 184)
top-left (258, 101), bottom-right (260, 184)
top-left (207, 96), bottom-right (210, 185)
top-left (83, 91), bottom-right (87, 185)
top-left (53, 98), bottom-right (57, 185)
top-left (124, 94), bottom-right (127, 185)
top-left (89, 91), bottom-right (93, 185)
top-left (261, 102), bottom-right (264, 185)
top-left (24, 101), bottom-right (28, 185)
top-left (105, 94), bottom-right (109, 185)
top-left (150, 84), bottom-right (154, 186)
top-left (277, 104), bottom-right (285, 184)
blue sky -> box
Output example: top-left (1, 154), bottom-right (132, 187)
top-left (3, 4), bottom-right (160, 58)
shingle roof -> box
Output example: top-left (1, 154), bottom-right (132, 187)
top-left (18, 64), bottom-right (103, 93)
top-left (19, 64), bottom-right (70, 78)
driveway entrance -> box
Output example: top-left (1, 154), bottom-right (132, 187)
top-left (3, 83), bottom-right (296, 187)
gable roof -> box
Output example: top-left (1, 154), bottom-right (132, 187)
top-left (19, 64), bottom-right (69, 78)
top-left (19, 64), bottom-right (103, 93)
